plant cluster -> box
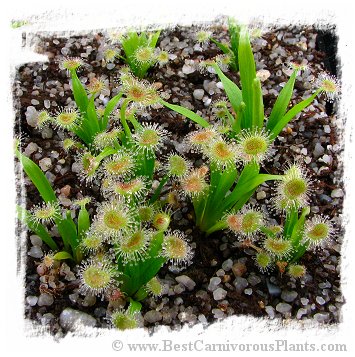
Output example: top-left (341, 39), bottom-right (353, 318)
top-left (15, 22), bottom-right (340, 329)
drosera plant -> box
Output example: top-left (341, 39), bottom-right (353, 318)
top-left (106, 29), bottom-right (169, 78)
top-left (196, 18), bottom-right (241, 72)
top-left (158, 24), bottom-right (340, 235)
top-left (232, 164), bottom-right (335, 278)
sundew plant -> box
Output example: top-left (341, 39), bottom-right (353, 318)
top-left (161, 25), bottom-right (340, 235)
top-left (15, 56), bottom-right (195, 329)
top-left (15, 19), bottom-right (341, 331)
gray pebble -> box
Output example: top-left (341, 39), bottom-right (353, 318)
top-left (144, 310), bottom-right (162, 323)
top-left (30, 235), bottom-right (42, 247)
top-left (39, 158), bottom-right (52, 172)
top-left (208, 277), bottom-right (221, 291)
top-left (297, 308), bottom-right (308, 319)
top-left (26, 295), bottom-right (38, 306)
top-left (38, 293), bottom-right (54, 306)
top-left (244, 288), bottom-right (253, 295)
top-left (175, 275), bottom-right (196, 291)
top-left (233, 277), bottom-right (248, 293)
top-left (314, 313), bottom-right (330, 323)
top-left (31, 99), bottom-right (40, 106)
top-left (316, 296), bottom-right (326, 305)
top-left (281, 290), bottom-right (298, 302)
top-left (313, 143), bottom-right (325, 158)
top-left (248, 274), bottom-right (261, 286)
top-left (331, 189), bottom-right (344, 198)
top-left (28, 246), bottom-right (43, 259)
top-left (301, 297), bottom-right (309, 305)
top-left (276, 302), bottom-right (292, 313)
top-left (222, 259), bottom-right (233, 271)
top-left (266, 280), bottom-right (281, 296)
top-left (193, 89), bottom-right (204, 100)
top-left (265, 306), bottom-right (275, 319)
top-left (256, 191), bottom-right (266, 200)
top-left (213, 287), bottom-right (227, 301)
top-left (59, 308), bottom-right (97, 331)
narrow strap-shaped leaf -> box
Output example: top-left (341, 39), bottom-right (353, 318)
top-left (86, 95), bottom-right (100, 137)
top-left (290, 207), bottom-right (310, 247)
top-left (70, 69), bottom-right (89, 115)
top-left (160, 99), bottom-right (210, 127)
top-left (210, 38), bottom-right (232, 55)
top-left (53, 251), bottom-right (74, 261)
top-left (270, 90), bottom-right (321, 140)
top-left (101, 92), bottom-right (123, 130)
top-left (16, 205), bottom-right (58, 251)
top-left (238, 27), bottom-right (256, 128)
top-left (221, 173), bottom-right (282, 212)
top-left (149, 175), bottom-right (169, 204)
top-left (267, 71), bottom-right (297, 131)
top-left (128, 299), bottom-right (142, 313)
top-left (283, 207), bottom-right (299, 240)
top-left (15, 149), bottom-right (57, 203)
top-left (252, 77), bottom-right (264, 129)
top-left (56, 215), bottom-right (77, 251)
top-left (211, 63), bottom-right (243, 113)
top-left (193, 195), bottom-right (208, 227)
top-left (78, 206), bottom-right (90, 241)
top-left (149, 30), bottom-right (161, 47)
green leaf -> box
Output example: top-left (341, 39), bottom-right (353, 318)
top-left (16, 205), bottom-right (58, 251)
top-left (128, 299), bottom-right (142, 313)
top-left (101, 92), bottom-right (123, 130)
top-left (252, 77), bottom-right (264, 128)
top-left (15, 149), bottom-right (56, 203)
top-left (78, 206), bottom-right (90, 241)
top-left (210, 38), bottom-right (232, 55)
top-left (86, 95), bottom-right (100, 138)
top-left (53, 251), bottom-right (73, 261)
top-left (269, 90), bottom-right (320, 140)
top-left (238, 27), bottom-right (256, 128)
top-left (160, 99), bottom-right (210, 127)
top-left (211, 63), bottom-right (242, 113)
top-left (267, 71), bottom-right (297, 131)
top-left (70, 70), bottom-right (89, 115)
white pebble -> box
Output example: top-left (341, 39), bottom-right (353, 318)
top-left (59, 308), bottom-right (97, 331)
top-left (30, 235), bottom-right (42, 247)
top-left (38, 293), bottom-right (54, 306)
top-left (193, 89), bottom-right (204, 100)
top-left (213, 287), bottom-right (227, 301)
top-left (175, 275), bottom-right (196, 291)
top-left (256, 191), bottom-right (266, 200)
top-left (208, 277), bottom-right (221, 291)
top-left (26, 296), bottom-right (38, 306)
top-left (28, 246), bottom-right (43, 258)
top-left (39, 158), bottom-right (52, 171)
top-left (331, 189), bottom-right (344, 198)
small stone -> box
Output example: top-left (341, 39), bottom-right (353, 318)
top-left (244, 288), bottom-right (252, 295)
top-left (26, 296), bottom-right (38, 306)
top-left (331, 189), bottom-right (344, 198)
top-left (30, 235), bottom-right (42, 247)
top-left (44, 100), bottom-right (51, 109)
top-left (324, 125), bottom-right (331, 134)
top-left (314, 312), bottom-right (330, 323)
top-left (82, 294), bottom-right (96, 307)
top-left (265, 306), bottom-right (275, 319)
top-left (24, 142), bottom-right (39, 157)
top-left (28, 246), bottom-right (43, 258)
top-left (39, 158), bottom-right (52, 172)
top-left (266, 280), bottom-right (281, 296)
top-left (213, 287), bottom-right (227, 301)
top-left (193, 89), bottom-right (204, 100)
top-left (60, 185), bottom-right (71, 197)
top-left (297, 308), bottom-right (307, 319)
top-left (144, 310), bottom-right (162, 323)
top-left (281, 290), bottom-right (298, 302)
top-left (222, 259), bottom-right (233, 271)
top-left (94, 307), bottom-right (107, 318)
top-left (256, 191), bottom-right (266, 200)
top-left (38, 293), bottom-right (54, 306)
top-left (196, 290), bottom-right (209, 301)
top-left (233, 277), bottom-right (249, 293)
top-left (301, 297), bottom-right (309, 306)
top-left (208, 277), bottom-right (221, 292)
top-left (216, 269), bottom-right (225, 277)
top-left (41, 127), bottom-right (53, 139)
top-left (212, 308), bottom-right (225, 319)
top-left (60, 308), bottom-right (97, 331)
top-left (316, 296), bottom-right (326, 305)
top-left (313, 143), bottom-right (325, 158)
top-left (318, 281), bottom-right (331, 289)
top-left (232, 262), bottom-right (247, 277)
top-left (256, 69), bottom-right (271, 82)
top-left (31, 99), bottom-right (40, 106)
top-left (248, 274), bottom-right (261, 286)
top-left (276, 302), bottom-right (292, 314)
top-left (41, 313), bottom-right (55, 325)
top-left (175, 275), bottom-right (196, 291)
top-left (182, 63), bottom-right (196, 74)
